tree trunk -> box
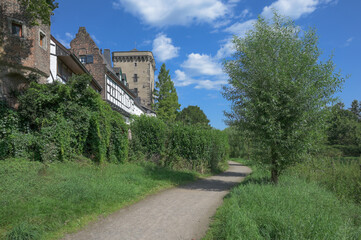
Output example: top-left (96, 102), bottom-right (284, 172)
top-left (271, 148), bottom-right (279, 184)
top-left (271, 168), bottom-right (279, 184)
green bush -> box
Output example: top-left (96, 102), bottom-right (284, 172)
top-left (0, 74), bottom-right (128, 163)
top-left (130, 115), bottom-right (167, 157)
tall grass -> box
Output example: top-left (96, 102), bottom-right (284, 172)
top-left (287, 156), bottom-right (361, 204)
top-left (204, 158), bottom-right (361, 240)
top-left (0, 158), bottom-right (200, 239)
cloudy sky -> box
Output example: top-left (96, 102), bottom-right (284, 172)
top-left (51, 0), bottom-right (361, 129)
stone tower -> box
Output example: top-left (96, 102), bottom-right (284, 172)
top-left (112, 49), bottom-right (155, 109)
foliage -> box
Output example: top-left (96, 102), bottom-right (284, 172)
top-left (176, 105), bottom-right (210, 127)
top-left (20, 0), bottom-right (58, 25)
top-left (153, 63), bottom-right (181, 123)
top-left (203, 159), bottom-right (361, 240)
top-left (223, 126), bottom-right (251, 159)
top-left (130, 115), bottom-right (167, 158)
top-left (326, 102), bottom-right (361, 156)
top-left (0, 159), bottom-right (200, 239)
top-left (287, 156), bottom-right (361, 204)
top-left (129, 116), bottom-right (229, 173)
top-left (223, 13), bottom-right (345, 183)
top-left (0, 74), bottom-right (128, 163)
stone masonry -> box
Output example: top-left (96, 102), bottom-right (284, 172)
top-left (112, 50), bottom-right (155, 109)
top-left (0, 0), bottom-right (50, 107)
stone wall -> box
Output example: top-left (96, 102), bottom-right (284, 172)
top-left (0, 0), bottom-right (50, 107)
top-left (112, 50), bottom-right (155, 109)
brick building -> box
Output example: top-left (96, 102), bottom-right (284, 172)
top-left (70, 27), bottom-right (147, 121)
top-left (112, 49), bottom-right (155, 109)
top-left (0, 0), bottom-right (50, 107)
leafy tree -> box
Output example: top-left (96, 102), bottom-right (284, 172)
top-left (350, 100), bottom-right (361, 120)
top-left (223, 13), bottom-right (345, 183)
top-left (153, 63), bottom-right (180, 122)
top-left (20, 0), bottom-right (58, 25)
top-left (176, 105), bottom-right (210, 127)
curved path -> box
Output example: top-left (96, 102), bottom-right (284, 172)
top-left (63, 161), bottom-right (252, 240)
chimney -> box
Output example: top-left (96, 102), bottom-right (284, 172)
top-left (103, 49), bottom-right (112, 67)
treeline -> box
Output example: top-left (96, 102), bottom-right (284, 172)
top-left (0, 74), bottom-right (228, 173)
top-left (225, 101), bottom-right (361, 159)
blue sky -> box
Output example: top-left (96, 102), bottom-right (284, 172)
top-left (51, 0), bottom-right (361, 130)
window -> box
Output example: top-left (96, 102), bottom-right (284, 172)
top-left (39, 31), bottom-right (46, 49)
top-left (79, 55), bottom-right (93, 64)
top-left (57, 60), bottom-right (72, 82)
top-left (80, 55), bottom-right (86, 63)
top-left (86, 55), bottom-right (93, 63)
top-left (133, 74), bottom-right (138, 82)
top-left (134, 88), bottom-right (138, 95)
top-left (11, 22), bottom-right (22, 37)
top-left (134, 62), bottom-right (137, 67)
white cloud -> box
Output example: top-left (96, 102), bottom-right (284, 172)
top-left (224, 19), bottom-right (256, 36)
top-left (181, 53), bottom-right (223, 76)
top-left (91, 34), bottom-right (101, 44)
top-left (195, 79), bottom-right (227, 89)
top-left (216, 39), bottom-right (235, 59)
top-left (112, 0), bottom-right (231, 27)
top-left (262, 0), bottom-right (335, 20)
top-left (174, 70), bottom-right (226, 90)
top-left (65, 32), bottom-right (74, 39)
top-left (239, 9), bottom-right (252, 19)
top-left (344, 37), bottom-right (354, 47)
top-left (152, 33), bottom-right (180, 62)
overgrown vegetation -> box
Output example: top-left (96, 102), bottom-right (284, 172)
top-left (0, 74), bottom-right (128, 164)
top-left (203, 158), bottom-right (361, 240)
top-left (130, 115), bottom-right (229, 173)
top-left (0, 159), bottom-right (200, 239)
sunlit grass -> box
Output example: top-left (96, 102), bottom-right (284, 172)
top-left (0, 158), bottom-right (200, 239)
top-left (204, 158), bottom-right (361, 240)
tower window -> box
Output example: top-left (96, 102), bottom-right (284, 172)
top-left (11, 22), bottom-right (23, 37)
top-left (135, 62), bottom-right (137, 67)
top-left (39, 31), bottom-right (46, 49)
top-left (133, 74), bottom-right (138, 82)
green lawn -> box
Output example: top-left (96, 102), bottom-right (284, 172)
top-left (203, 158), bottom-right (361, 240)
top-left (0, 159), bottom-right (201, 240)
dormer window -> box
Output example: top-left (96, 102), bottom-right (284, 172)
top-left (11, 22), bottom-right (22, 37)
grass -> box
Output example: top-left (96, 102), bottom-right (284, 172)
top-left (0, 158), bottom-right (203, 240)
top-left (203, 158), bottom-right (361, 240)
top-left (287, 156), bottom-right (361, 204)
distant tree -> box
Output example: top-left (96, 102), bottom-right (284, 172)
top-left (223, 13), bottom-right (345, 183)
top-left (153, 63), bottom-right (180, 122)
top-left (20, 0), bottom-right (58, 25)
top-left (176, 105), bottom-right (210, 127)
top-left (350, 100), bottom-right (361, 120)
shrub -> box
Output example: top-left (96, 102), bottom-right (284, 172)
top-left (130, 115), bottom-right (167, 157)
top-left (0, 74), bottom-right (128, 163)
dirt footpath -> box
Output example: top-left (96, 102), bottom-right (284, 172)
top-left (63, 161), bottom-right (252, 240)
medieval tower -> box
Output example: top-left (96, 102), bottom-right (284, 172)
top-left (112, 49), bottom-right (155, 109)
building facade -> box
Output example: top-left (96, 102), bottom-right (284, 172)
top-left (70, 27), bottom-right (147, 122)
top-left (0, 0), bottom-right (50, 107)
top-left (48, 35), bottom-right (102, 92)
top-left (112, 50), bottom-right (155, 109)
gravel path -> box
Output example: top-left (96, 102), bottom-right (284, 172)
top-left (63, 161), bottom-right (252, 240)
